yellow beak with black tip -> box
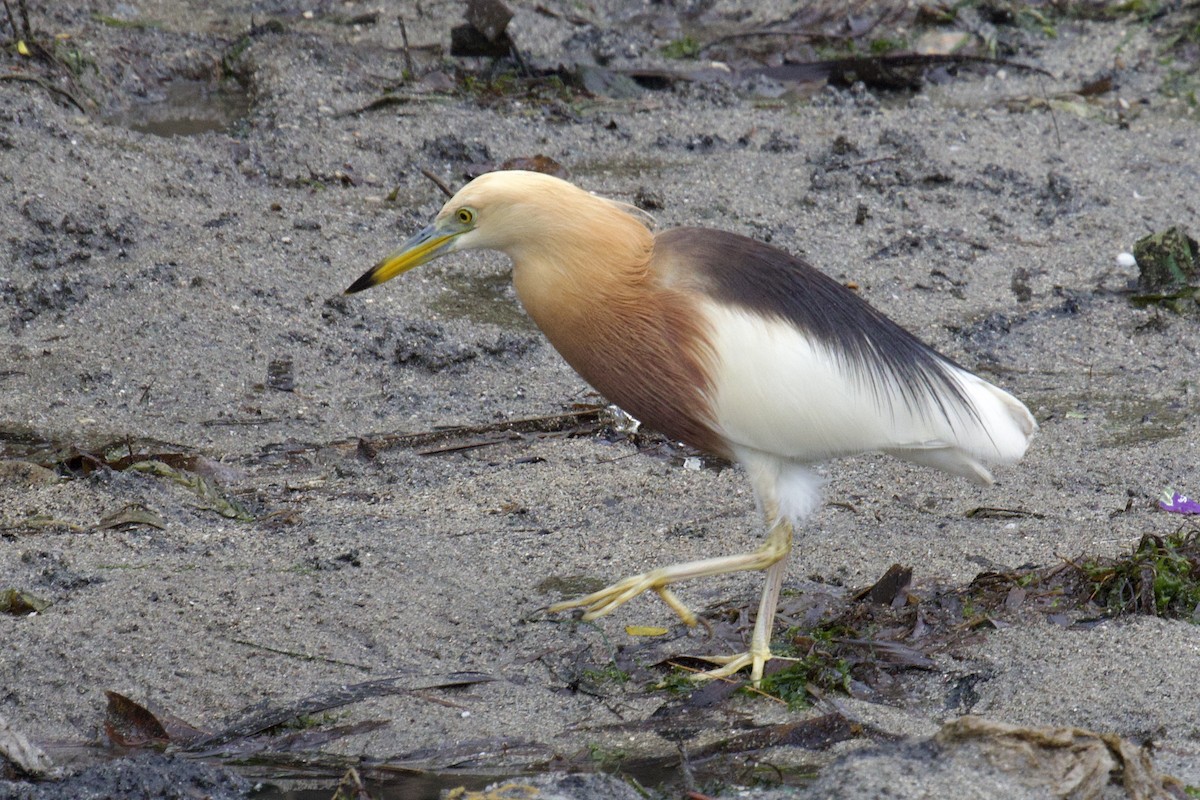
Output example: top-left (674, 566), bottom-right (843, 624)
top-left (345, 219), bottom-right (462, 294)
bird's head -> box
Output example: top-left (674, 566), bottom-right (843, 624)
top-left (345, 170), bottom-right (653, 294)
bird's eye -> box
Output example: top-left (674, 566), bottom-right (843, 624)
top-left (456, 208), bottom-right (475, 225)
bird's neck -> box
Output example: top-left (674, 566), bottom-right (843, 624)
top-left (510, 215), bottom-right (654, 337)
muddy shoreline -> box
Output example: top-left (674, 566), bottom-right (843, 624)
top-left (3, 1), bottom-right (1200, 797)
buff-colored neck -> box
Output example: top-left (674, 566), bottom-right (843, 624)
top-left (508, 193), bottom-right (654, 336)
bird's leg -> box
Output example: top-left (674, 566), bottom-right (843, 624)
top-left (690, 517), bottom-right (793, 685)
top-left (548, 516), bottom-right (793, 629)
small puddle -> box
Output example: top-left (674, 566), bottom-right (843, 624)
top-left (106, 79), bottom-right (251, 137)
top-left (1048, 391), bottom-right (1191, 448)
top-left (430, 271), bottom-right (534, 330)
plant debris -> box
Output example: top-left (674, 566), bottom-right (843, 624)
top-left (81, 675), bottom-right (559, 789)
top-left (1130, 226), bottom-right (1200, 312)
top-left (104, 692), bottom-right (173, 749)
top-left (608, 533), bottom-right (1200, 712)
top-left (0, 714), bottom-right (55, 778)
top-left (1080, 530), bottom-right (1200, 620)
top-left (934, 716), bottom-right (1186, 800)
top-left (126, 460), bottom-right (252, 521)
top-left (0, 588), bottom-right (50, 615)
top-left (79, 673), bottom-right (505, 791)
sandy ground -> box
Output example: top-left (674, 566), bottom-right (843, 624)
top-left (2, 1), bottom-right (1200, 797)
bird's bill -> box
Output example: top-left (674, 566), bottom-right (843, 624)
top-left (345, 222), bottom-right (457, 294)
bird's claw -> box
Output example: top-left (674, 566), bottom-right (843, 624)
top-left (548, 571), bottom-right (699, 626)
top-left (694, 646), bottom-right (778, 685)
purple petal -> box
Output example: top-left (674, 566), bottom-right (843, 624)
top-left (1159, 491), bottom-right (1200, 514)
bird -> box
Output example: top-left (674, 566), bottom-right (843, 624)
top-left (346, 170), bottom-right (1036, 685)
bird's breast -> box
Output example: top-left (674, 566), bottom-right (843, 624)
top-left (513, 266), bottom-right (727, 457)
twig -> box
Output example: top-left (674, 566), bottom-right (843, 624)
top-left (189, 671), bottom-right (493, 749)
top-left (241, 406), bottom-right (606, 464)
top-left (508, 40), bottom-right (530, 76)
top-left (398, 17), bottom-right (415, 77)
top-left (1038, 73), bottom-right (1062, 149)
top-left (0, 73), bottom-right (88, 112)
top-left (368, 406), bottom-right (605, 451)
top-left (334, 767), bottom-right (370, 799)
top-left (2, 0), bottom-right (17, 40)
top-left (703, 27), bottom-right (851, 51)
top-left (420, 167), bottom-right (454, 197)
top-left (231, 638), bottom-right (373, 670)
top-left (703, 3), bottom-right (914, 53)
top-left (751, 52), bottom-right (1055, 86)
top-left (416, 434), bottom-right (517, 455)
top-left (409, 689), bottom-right (469, 709)
top-left (1, 0), bottom-right (30, 40)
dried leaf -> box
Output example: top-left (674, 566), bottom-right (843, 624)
top-left (498, 155), bottom-right (568, 177)
top-left (98, 503), bottom-right (167, 531)
top-left (0, 460), bottom-right (59, 486)
top-left (1004, 586), bottom-right (1027, 611)
top-left (838, 638), bottom-right (935, 669)
top-left (104, 691), bottom-right (171, 748)
top-left (625, 625), bottom-right (668, 637)
top-left (709, 712), bottom-right (860, 754)
top-left (856, 563), bottom-right (912, 605)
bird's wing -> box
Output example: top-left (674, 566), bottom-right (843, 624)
top-left (652, 228), bottom-right (1034, 481)
top-left (700, 302), bottom-right (1033, 484)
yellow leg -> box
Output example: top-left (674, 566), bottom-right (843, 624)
top-left (550, 517), bottom-right (794, 685)
top-left (692, 535), bottom-right (791, 685)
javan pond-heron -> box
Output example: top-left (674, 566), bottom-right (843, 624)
top-left (347, 170), bottom-right (1036, 684)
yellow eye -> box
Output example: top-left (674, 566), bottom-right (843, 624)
top-left (456, 208), bottom-right (475, 225)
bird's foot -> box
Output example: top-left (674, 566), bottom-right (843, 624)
top-left (548, 570), bottom-right (699, 626)
top-left (692, 644), bottom-right (788, 686)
